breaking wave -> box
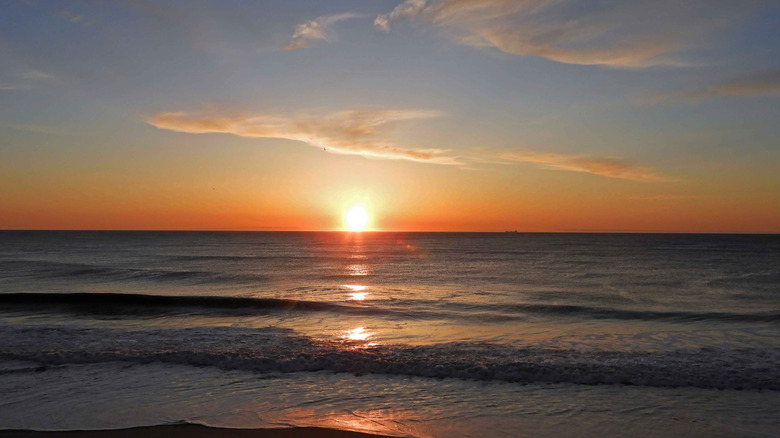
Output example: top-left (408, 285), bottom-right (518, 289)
top-left (0, 325), bottom-right (777, 391)
top-left (1, 292), bottom-right (778, 324)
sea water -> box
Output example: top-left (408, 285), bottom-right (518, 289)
top-left (0, 231), bottom-right (778, 437)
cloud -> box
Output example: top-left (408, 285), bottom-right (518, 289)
top-left (148, 110), bottom-right (669, 175)
top-left (0, 82), bottom-right (28, 90)
top-left (0, 69), bottom-right (57, 91)
top-left (375, 0), bottom-right (426, 32)
top-left (11, 124), bottom-right (70, 135)
top-left (56, 8), bottom-right (88, 24)
top-left (285, 13), bottom-right (362, 50)
top-left (628, 194), bottom-right (700, 201)
top-left (642, 69), bottom-right (780, 103)
top-left (18, 70), bottom-right (55, 80)
top-left (375, 0), bottom-right (760, 68)
top-left (501, 151), bottom-right (667, 182)
top-left (148, 109), bottom-right (457, 165)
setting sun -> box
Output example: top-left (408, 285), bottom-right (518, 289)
top-left (1, 2), bottom-right (778, 436)
top-left (345, 205), bottom-right (369, 232)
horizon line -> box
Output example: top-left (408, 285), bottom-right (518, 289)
top-left (0, 229), bottom-right (778, 235)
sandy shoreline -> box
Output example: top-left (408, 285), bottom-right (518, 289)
top-left (0, 424), bottom-right (400, 438)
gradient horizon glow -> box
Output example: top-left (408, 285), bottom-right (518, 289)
top-left (1, 0), bottom-right (779, 232)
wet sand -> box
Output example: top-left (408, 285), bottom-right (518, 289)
top-left (0, 424), bottom-right (400, 438)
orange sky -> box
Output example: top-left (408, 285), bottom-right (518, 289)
top-left (1, 1), bottom-right (779, 232)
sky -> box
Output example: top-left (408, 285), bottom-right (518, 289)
top-left (1, 0), bottom-right (779, 232)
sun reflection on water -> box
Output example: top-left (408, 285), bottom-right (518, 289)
top-left (340, 326), bottom-right (379, 348)
top-left (281, 408), bottom-right (424, 438)
top-left (346, 327), bottom-right (370, 341)
top-left (344, 285), bottom-right (369, 301)
top-left (346, 264), bottom-right (369, 276)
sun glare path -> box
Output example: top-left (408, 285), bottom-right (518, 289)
top-left (347, 264), bottom-right (369, 276)
top-left (346, 205), bottom-right (369, 231)
top-left (349, 292), bottom-right (369, 301)
top-left (346, 327), bottom-right (371, 341)
top-left (344, 284), bottom-right (369, 301)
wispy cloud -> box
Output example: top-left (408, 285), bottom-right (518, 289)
top-left (0, 69), bottom-right (57, 91)
top-left (147, 110), bottom-right (668, 176)
top-left (375, 0), bottom-right (426, 32)
top-left (628, 194), bottom-right (701, 201)
top-left (56, 8), bottom-right (88, 24)
top-left (501, 151), bottom-right (667, 182)
top-left (148, 109), bottom-right (457, 164)
top-left (642, 69), bottom-right (780, 104)
top-left (0, 82), bottom-right (28, 90)
top-left (18, 70), bottom-right (55, 80)
top-left (375, 0), bottom-right (760, 68)
top-left (286, 13), bottom-right (362, 50)
top-left (11, 124), bottom-right (70, 135)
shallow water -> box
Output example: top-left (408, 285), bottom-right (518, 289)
top-left (1, 231), bottom-right (778, 436)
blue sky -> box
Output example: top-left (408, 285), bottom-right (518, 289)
top-left (1, 0), bottom-right (779, 231)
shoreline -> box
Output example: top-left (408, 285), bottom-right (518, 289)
top-left (0, 424), bottom-right (401, 438)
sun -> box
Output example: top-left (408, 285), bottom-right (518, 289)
top-left (346, 205), bottom-right (369, 232)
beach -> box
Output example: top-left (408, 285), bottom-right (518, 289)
top-left (0, 425), bottom-right (395, 438)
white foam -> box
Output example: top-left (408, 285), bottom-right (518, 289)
top-left (1, 324), bottom-right (777, 390)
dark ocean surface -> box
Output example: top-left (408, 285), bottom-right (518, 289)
top-left (1, 231), bottom-right (778, 437)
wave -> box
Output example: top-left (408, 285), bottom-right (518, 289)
top-left (496, 303), bottom-right (780, 323)
top-left (0, 325), bottom-right (777, 391)
top-left (1, 292), bottom-right (779, 324)
top-left (0, 293), bottom-right (384, 317)
top-left (0, 260), bottom-right (269, 285)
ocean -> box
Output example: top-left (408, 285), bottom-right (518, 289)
top-left (0, 231), bottom-right (778, 437)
